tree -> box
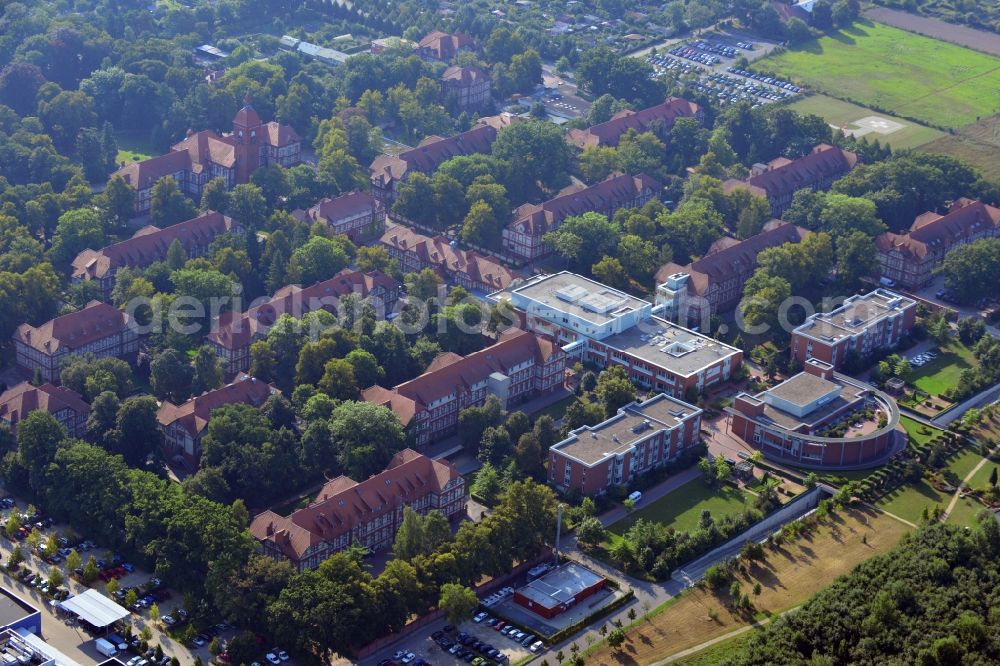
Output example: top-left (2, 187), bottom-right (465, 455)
top-left (460, 200), bottom-right (501, 248)
top-left (617, 235), bottom-right (658, 281)
top-left (288, 236), bottom-right (351, 284)
top-left (544, 212), bottom-right (621, 271)
top-left (318, 358), bottom-right (359, 400)
top-left (66, 549), bottom-right (81, 573)
top-left (472, 463), bottom-right (502, 504)
top-left (990, 467), bottom-right (998, 487)
top-left (478, 426), bottom-right (512, 466)
top-left (38, 89), bottom-right (97, 151)
top-left (7, 546), bottom-right (23, 569)
top-left (200, 177), bottom-right (230, 213)
top-left (151, 349), bottom-right (195, 403)
top-left (607, 628), bottom-right (626, 651)
top-left (595, 366), bottom-right (637, 418)
top-left (228, 184), bottom-right (268, 231)
top-left (83, 556), bottom-right (99, 584)
top-left (836, 230), bottom-right (878, 289)
top-left (786, 18), bottom-right (814, 45)
top-left (150, 177), bottom-right (197, 228)
top-left (576, 517), bottom-right (606, 546)
top-left (937, 239), bottom-right (1000, 304)
top-left (106, 577), bottom-right (119, 596)
top-left (492, 119), bottom-right (572, 199)
top-left (439, 583), bottom-right (478, 625)
top-left (113, 396), bottom-right (163, 466)
top-left (592, 256), bottom-right (628, 288)
top-left (738, 270), bottom-right (792, 338)
top-left (579, 147), bottom-right (620, 183)
top-left (193, 345), bottom-right (225, 393)
top-left (330, 402), bottom-right (405, 480)
top-left (48, 208), bottom-right (105, 267)
top-left (17, 411), bottom-right (66, 490)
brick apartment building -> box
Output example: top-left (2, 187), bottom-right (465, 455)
top-left (566, 97), bottom-right (701, 149)
top-left (379, 224), bottom-right (520, 293)
top-left (549, 393), bottom-right (702, 496)
top-left (502, 173), bottom-right (660, 261)
top-left (491, 272), bottom-right (742, 399)
top-left (876, 198), bottom-right (1000, 289)
top-left (417, 31), bottom-right (477, 61)
top-left (791, 289), bottom-right (917, 369)
top-left (362, 329), bottom-right (566, 447)
top-left (441, 66), bottom-right (491, 110)
top-left (0, 382), bottom-right (90, 438)
top-left (71, 211), bottom-right (241, 298)
top-left (115, 96), bottom-right (301, 214)
top-left (250, 449), bottom-right (466, 570)
top-left (654, 220), bottom-right (809, 325)
top-left (722, 144), bottom-right (858, 217)
top-left (206, 269), bottom-right (400, 374)
top-left (728, 358), bottom-right (901, 468)
top-left (13, 301), bottom-right (139, 382)
top-left (291, 191), bottom-right (385, 243)
top-left (157, 373), bottom-right (280, 468)
top-left (370, 124), bottom-right (498, 203)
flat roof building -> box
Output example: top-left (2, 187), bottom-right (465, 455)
top-left (513, 562), bottom-right (606, 619)
top-left (492, 272), bottom-right (742, 400)
top-left (550, 394), bottom-right (702, 495)
top-left (0, 587), bottom-right (40, 635)
top-left (728, 359), bottom-right (902, 468)
top-left (791, 289), bottom-right (917, 369)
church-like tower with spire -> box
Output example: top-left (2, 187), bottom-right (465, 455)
top-left (114, 94), bottom-right (302, 214)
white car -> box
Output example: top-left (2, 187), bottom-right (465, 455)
top-left (401, 653), bottom-right (416, 664)
top-left (473, 612), bottom-right (487, 623)
top-left (277, 651), bottom-right (289, 662)
top-left (530, 641), bottom-right (544, 653)
top-left (265, 654), bottom-right (281, 666)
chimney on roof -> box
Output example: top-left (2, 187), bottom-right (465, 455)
top-left (186, 128), bottom-right (194, 138)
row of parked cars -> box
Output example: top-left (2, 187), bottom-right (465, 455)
top-left (726, 67), bottom-right (801, 93)
top-left (689, 40), bottom-right (744, 58)
top-left (480, 587), bottom-right (513, 608)
top-left (909, 350), bottom-right (938, 367)
top-left (669, 44), bottom-right (722, 66)
top-left (431, 625), bottom-right (509, 665)
top-left (476, 615), bottom-right (544, 653)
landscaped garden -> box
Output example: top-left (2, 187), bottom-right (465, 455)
top-left (908, 339), bottom-right (977, 396)
top-left (607, 479), bottom-right (753, 536)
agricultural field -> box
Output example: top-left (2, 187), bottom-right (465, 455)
top-left (762, 21), bottom-right (1000, 129)
top-left (585, 508), bottom-right (911, 666)
top-left (920, 114), bottom-right (1000, 180)
top-left (787, 94), bottom-right (945, 150)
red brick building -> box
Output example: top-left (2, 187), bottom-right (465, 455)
top-left (876, 198), bottom-right (1000, 289)
top-left (655, 220), bottom-right (809, 325)
top-left (514, 563), bottom-right (607, 618)
top-left (722, 144), bottom-right (858, 217)
top-left (156, 373), bottom-right (280, 469)
top-left (362, 329), bottom-right (566, 447)
top-left (502, 173), bottom-right (660, 261)
top-left (13, 302), bottom-right (140, 382)
top-left (369, 124), bottom-right (499, 203)
top-left (566, 97), bottom-right (701, 149)
top-left (291, 191), bottom-right (385, 243)
top-left (206, 270), bottom-right (400, 374)
top-left (417, 31), bottom-right (477, 61)
top-left (115, 96), bottom-right (301, 214)
top-left (441, 66), bottom-right (491, 110)
top-left (728, 358), bottom-right (902, 468)
top-left (791, 289), bottom-right (917, 369)
top-left (250, 449), bottom-right (466, 570)
top-left (71, 211), bottom-right (241, 298)
top-left (549, 393), bottom-right (702, 496)
top-left (380, 224), bottom-right (520, 293)
top-left (0, 382), bottom-right (90, 438)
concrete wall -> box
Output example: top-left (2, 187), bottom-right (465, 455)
top-left (672, 485), bottom-right (829, 585)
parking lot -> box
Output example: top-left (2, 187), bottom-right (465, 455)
top-left (0, 487), bottom-right (290, 666)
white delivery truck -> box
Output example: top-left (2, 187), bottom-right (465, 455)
top-left (94, 638), bottom-right (117, 657)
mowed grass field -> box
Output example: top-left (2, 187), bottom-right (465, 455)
top-left (607, 479), bottom-right (752, 536)
top-left (763, 21), bottom-right (1000, 129)
top-left (586, 508), bottom-right (912, 666)
top-left (786, 94), bottom-right (945, 149)
top-left (910, 339), bottom-right (978, 396)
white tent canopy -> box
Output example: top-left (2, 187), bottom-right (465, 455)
top-left (58, 589), bottom-right (129, 628)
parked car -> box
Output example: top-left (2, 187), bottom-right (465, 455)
top-left (530, 641), bottom-right (544, 653)
top-left (265, 654), bottom-right (280, 666)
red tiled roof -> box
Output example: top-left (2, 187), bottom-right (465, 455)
top-left (207, 269), bottom-right (399, 350)
top-left (291, 191), bottom-right (378, 225)
top-left (263, 121), bottom-right (300, 147)
top-left (875, 197), bottom-right (1000, 261)
top-left (655, 219), bottom-right (810, 292)
top-left (14, 301), bottom-right (131, 355)
top-left (722, 144), bottom-right (858, 202)
top-left (249, 448), bottom-right (461, 559)
top-left (156, 373), bottom-right (279, 439)
top-left (418, 31), bottom-right (476, 59)
top-left (567, 97), bottom-right (700, 149)
top-left (362, 329), bottom-right (557, 425)
top-left (171, 131), bottom-right (236, 169)
top-left (370, 124), bottom-right (499, 189)
top-left (441, 65), bottom-right (489, 86)
top-left (379, 224), bottom-right (519, 291)
top-left (72, 211), bottom-right (239, 282)
top-left (507, 173), bottom-right (661, 237)
top-left (115, 150), bottom-right (193, 192)
top-left (0, 382), bottom-right (89, 429)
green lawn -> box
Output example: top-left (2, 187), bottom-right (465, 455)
top-left (533, 394), bottom-right (583, 422)
top-left (900, 415), bottom-right (942, 447)
top-left (115, 131), bottom-right (156, 165)
top-left (608, 479), bottom-right (753, 536)
top-left (967, 460), bottom-right (998, 489)
top-left (909, 340), bottom-right (977, 396)
top-left (762, 21), bottom-right (1000, 129)
top-left (786, 94), bottom-right (945, 149)
top-left (946, 494), bottom-right (989, 526)
top-left (670, 632), bottom-right (754, 665)
top-left (944, 447), bottom-right (985, 481)
top-left (876, 479), bottom-right (948, 524)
